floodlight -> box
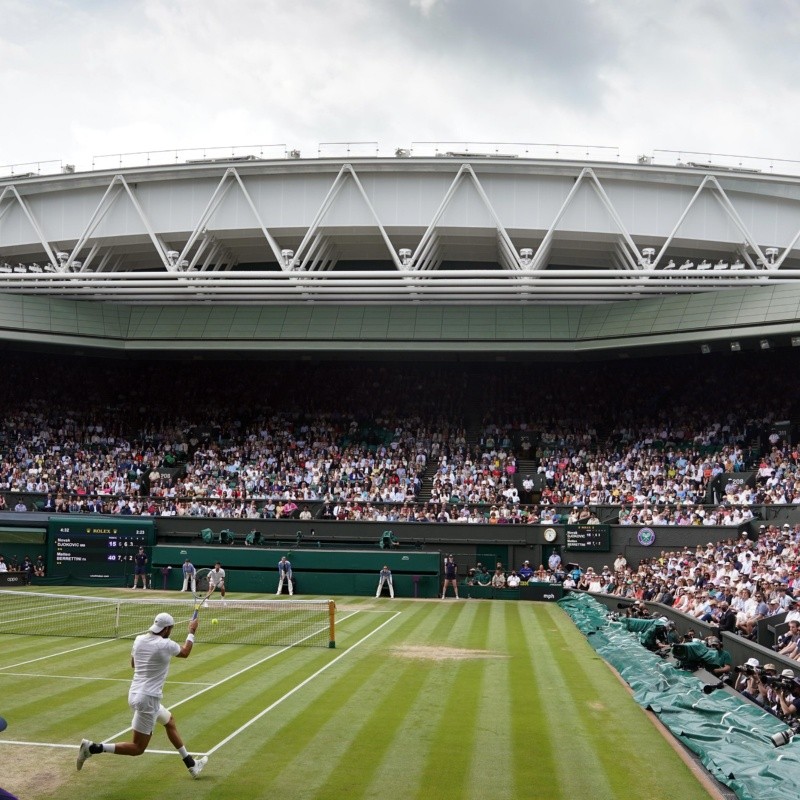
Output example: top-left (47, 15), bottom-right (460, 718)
top-left (640, 247), bottom-right (656, 265)
top-left (698, 260), bottom-right (712, 270)
top-left (791, 336), bottom-right (800, 347)
top-left (700, 344), bottom-right (711, 354)
top-left (679, 260), bottom-right (694, 270)
top-left (519, 248), bottom-right (533, 266)
top-left (398, 248), bottom-right (413, 266)
top-left (281, 249), bottom-right (294, 268)
top-left (760, 339), bottom-right (770, 350)
top-left (731, 260), bottom-right (745, 271)
top-left (765, 247), bottom-right (779, 264)
top-left (730, 341), bottom-right (741, 352)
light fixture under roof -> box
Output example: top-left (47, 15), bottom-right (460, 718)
top-left (760, 338), bottom-right (771, 350)
top-left (700, 344), bottom-right (711, 354)
top-left (730, 341), bottom-right (741, 352)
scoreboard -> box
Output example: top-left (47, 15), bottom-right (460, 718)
top-left (565, 524), bottom-right (611, 552)
top-left (48, 517), bottom-right (155, 580)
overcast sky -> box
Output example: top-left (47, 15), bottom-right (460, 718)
top-left (1, 0), bottom-right (798, 171)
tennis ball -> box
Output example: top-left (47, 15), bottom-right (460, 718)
top-left (211, 618), bottom-right (218, 625)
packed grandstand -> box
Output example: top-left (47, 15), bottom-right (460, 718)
top-left (0, 349), bottom-right (796, 525)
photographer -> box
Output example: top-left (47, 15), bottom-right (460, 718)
top-left (704, 636), bottom-right (733, 681)
top-left (734, 657), bottom-right (763, 700)
top-left (750, 663), bottom-right (779, 710)
top-left (775, 670), bottom-right (799, 721)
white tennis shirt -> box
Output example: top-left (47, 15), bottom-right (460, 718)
top-left (129, 633), bottom-right (181, 697)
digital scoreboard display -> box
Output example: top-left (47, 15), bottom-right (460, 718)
top-left (565, 524), bottom-right (611, 552)
top-left (48, 517), bottom-right (154, 580)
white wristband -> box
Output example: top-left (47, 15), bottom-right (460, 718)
top-left (186, 633), bottom-right (195, 643)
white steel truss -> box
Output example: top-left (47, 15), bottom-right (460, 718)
top-left (1, 159), bottom-right (800, 303)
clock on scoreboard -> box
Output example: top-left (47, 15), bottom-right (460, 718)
top-left (565, 524), bottom-right (611, 552)
top-left (48, 517), bottom-right (155, 580)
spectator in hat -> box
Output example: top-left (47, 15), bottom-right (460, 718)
top-left (735, 656), bottom-right (762, 695)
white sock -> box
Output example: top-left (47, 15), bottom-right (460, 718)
top-left (178, 746), bottom-right (189, 758)
top-left (102, 743), bottom-right (115, 753)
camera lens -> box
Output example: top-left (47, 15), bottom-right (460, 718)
top-left (771, 729), bottom-right (795, 748)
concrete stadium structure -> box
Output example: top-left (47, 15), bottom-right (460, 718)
top-left (2, 149), bottom-right (800, 356)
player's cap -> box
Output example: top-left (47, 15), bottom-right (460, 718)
top-left (149, 612), bottom-right (175, 633)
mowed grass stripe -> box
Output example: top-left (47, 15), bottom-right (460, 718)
top-left (544, 607), bottom-right (713, 800)
top-left (216, 622), bottom-right (406, 796)
top-left (534, 605), bottom-right (708, 800)
top-left (2, 597), bottom-right (721, 800)
top-left (502, 602), bottom-right (555, 796)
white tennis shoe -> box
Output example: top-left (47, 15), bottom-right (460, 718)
top-left (189, 756), bottom-right (208, 778)
top-left (76, 739), bottom-right (92, 771)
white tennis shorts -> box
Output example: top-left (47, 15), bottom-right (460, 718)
top-left (129, 693), bottom-right (170, 734)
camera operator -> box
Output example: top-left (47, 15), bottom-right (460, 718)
top-left (774, 669), bottom-right (799, 723)
top-left (704, 636), bottom-right (733, 681)
top-left (734, 657), bottom-right (762, 700)
top-left (751, 663), bottom-right (780, 710)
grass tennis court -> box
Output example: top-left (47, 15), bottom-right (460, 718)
top-left (0, 589), bottom-right (715, 800)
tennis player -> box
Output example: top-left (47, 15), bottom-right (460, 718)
top-left (208, 561), bottom-right (226, 599)
top-left (276, 556), bottom-right (293, 595)
top-left (376, 565), bottom-right (394, 598)
top-left (181, 558), bottom-right (196, 593)
top-left (77, 612), bottom-right (207, 778)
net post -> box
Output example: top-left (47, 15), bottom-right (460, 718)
top-left (328, 599), bottom-right (336, 648)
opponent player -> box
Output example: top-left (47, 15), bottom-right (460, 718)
top-left (132, 547), bottom-right (148, 589)
top-left (376, 565), bottom-right (394, 598)
top-left (441, 554), bottom-right (459, 599)
top-left (77, 612), bottom-right (207, 778)
top-left (276, 556), bottom-right (293, 596)
top-left (207, 561), bottom-right (226, 600)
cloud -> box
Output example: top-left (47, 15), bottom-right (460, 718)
top-left (2, 0), bottom-right (800, 169)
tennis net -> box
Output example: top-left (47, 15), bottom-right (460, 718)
top-left (0, 590), bottom-right (336, 648)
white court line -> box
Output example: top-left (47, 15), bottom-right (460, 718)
top-left (101, 608), bottom-right (364, 744)
top-left (206, 609), bottom-right (402, 756)
top-left (0, 637), bottom-right (122, 671)
top-left (0, 672), bottom-right (213, 686)
top-left (0, 606), bottom-right (390, 756)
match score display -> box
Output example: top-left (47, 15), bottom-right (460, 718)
top-left (48, 517), bottom-right (155, 580)
top-left (565, 524), bottom-right (611, 552)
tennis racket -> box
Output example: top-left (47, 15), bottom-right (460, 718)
top-left (191, 567), bottom-right (214, 619)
